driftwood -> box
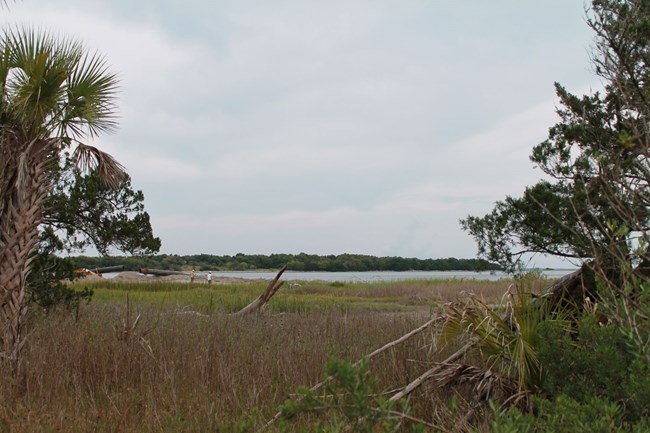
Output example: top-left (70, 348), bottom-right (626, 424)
top-left (93, 265), bottom-right (125, 274)
top-left (139, 268), bottom-right (188, 277)
top-left (171, 266), bottom-right (288, 317)
top-left (234, 264), bottom-right (288, 315)
top-left (388, 340), bottom-right (476, 402)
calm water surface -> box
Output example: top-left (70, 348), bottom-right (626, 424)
top-left (205, 269), bottom-right (576, 283)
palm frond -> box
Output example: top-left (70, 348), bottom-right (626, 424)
top-left (434, 363), bottom-right (523, 405)
top-left (62, 50), bottom-right (119, 138)
top-left (0, 44), bottom-right (11, 101)
top-left (72, 143), bottom-right (125, 189)
top-left (5, 29), bottom-right (68, 133)
top-left (1, 26), bottom-right (118, 140)
top-left (437, 286), bottom-right (547, 392)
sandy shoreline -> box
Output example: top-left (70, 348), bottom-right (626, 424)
top-left (82, 271), bottom-right (256, 284)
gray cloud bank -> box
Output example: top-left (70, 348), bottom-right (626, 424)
top-left (4, 1), bottom-right (599, 267)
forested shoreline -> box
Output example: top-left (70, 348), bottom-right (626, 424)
top-left (71, 253), bottom-right (501, 272)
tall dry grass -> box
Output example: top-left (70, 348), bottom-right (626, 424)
top-left (0, 277), bottom-right (527, 432)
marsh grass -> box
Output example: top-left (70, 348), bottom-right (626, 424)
top-left (82, 277), bottom-right (517, 314)
top-left (0, 277), bottom-right (529, 432)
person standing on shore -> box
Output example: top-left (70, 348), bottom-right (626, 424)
top-left (207, 272), bottom-right (212, 284)
top-left (190, 269), bottom-right (195, 283)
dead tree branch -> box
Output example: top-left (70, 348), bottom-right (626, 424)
top-left (388, 340), bottom-right (476, 402)
top-left (259, 315), bottom-right (445, 431)
top-left (233, 264), bottom-right (287, 315)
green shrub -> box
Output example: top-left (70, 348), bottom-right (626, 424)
top-left (520, 314), bottom-right (650, 426)
top-left (279, 357), bottom-right (426, 432)
top-left (536, 316), bottom-right (633, 403)
top-left (624, 357), bottom-right (650, 420)
top-left (491, 395), bottom-right (650, 433)
top-left (28, 253), bottom-right (93, 315)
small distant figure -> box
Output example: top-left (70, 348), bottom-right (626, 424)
top-left (190, 268), bottom-right (196, 283)
top-left (207, 272), bottom-right (212, 284)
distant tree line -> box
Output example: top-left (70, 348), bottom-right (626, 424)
top-left (71, 253), bottom-right (501, 273)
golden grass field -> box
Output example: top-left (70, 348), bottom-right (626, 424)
top-left (0, 275), bottom-right (549, 432)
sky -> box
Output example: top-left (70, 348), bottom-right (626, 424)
top-left (3, 1), bottom-right (602, 267)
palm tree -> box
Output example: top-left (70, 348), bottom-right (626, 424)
top-left (0, 28), bottom-right (122, 365)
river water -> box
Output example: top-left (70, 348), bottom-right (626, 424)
top-left (203, 269), bottom-right (576, 283)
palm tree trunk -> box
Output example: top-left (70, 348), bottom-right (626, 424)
top-left (0, 142), bottom-right (51, 367)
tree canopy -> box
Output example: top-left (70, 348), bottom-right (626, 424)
top-left (43, 158), bottom-right (161, 257)
top-left (70, 253), bottom-right (499, 273)
top-left (28, 159), bottom-right (160, 309)
top-left (462, 0), bottom-right (650, 283)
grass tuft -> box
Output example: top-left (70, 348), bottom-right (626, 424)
top-left (1, 276), bottom-right (523, 432)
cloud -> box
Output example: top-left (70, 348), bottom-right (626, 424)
top-left (148, 91), bottom-right (589, 263)
top-left (0, 0), bottom-right (599, 268)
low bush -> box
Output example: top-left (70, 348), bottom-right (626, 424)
top-left (491, 395), bottom-right (650, 433)
top-left (536, 317), bottom-right (633, 402)
top-left (489, 313), bottom-right (650, 432)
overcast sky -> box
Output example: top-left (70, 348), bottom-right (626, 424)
top-left (4, 1), bottom-right (601, 267)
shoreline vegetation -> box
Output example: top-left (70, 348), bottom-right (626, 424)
top-left (2, 275), bottom-right (530, 432)
top-left (71, 253), bottom-right (501, 273)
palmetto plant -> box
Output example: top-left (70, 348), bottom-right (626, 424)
top-left (0, 27), bottom-right (121, 366)
top-left (436, 282), bottom-right (555, 410)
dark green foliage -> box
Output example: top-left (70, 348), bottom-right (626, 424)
top-left (461, 78), bottom-right (648, 273)
top-left (536, 318), bottom-right (635, 407)
top-left (625, 357), bottom-right (650, 420)
top-left (491, 395), bottom-right (650, 433)
top-left (28, 161), bottom-right (160, 309)
top-left (70, 253), bottom-right (500, 273)
top-left (487, 314), bottom-right (650, 431)
top-left (461, 0), bottom-right (650, 280)
top-left (460, 3), bottom-right (650, 430)
top-left (460, 180), bottom-right (595, 272)
top-left (27, 252), bottom-right (92, 313)
top-left (44, 161), bottom-right (161, 256)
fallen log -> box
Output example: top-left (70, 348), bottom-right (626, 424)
top-left (530, 264), bottom-right (601, 316)
top-left (94, 265), bottom-right (125, 274)
top-left (138, 268), bottom-right (188, 277)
